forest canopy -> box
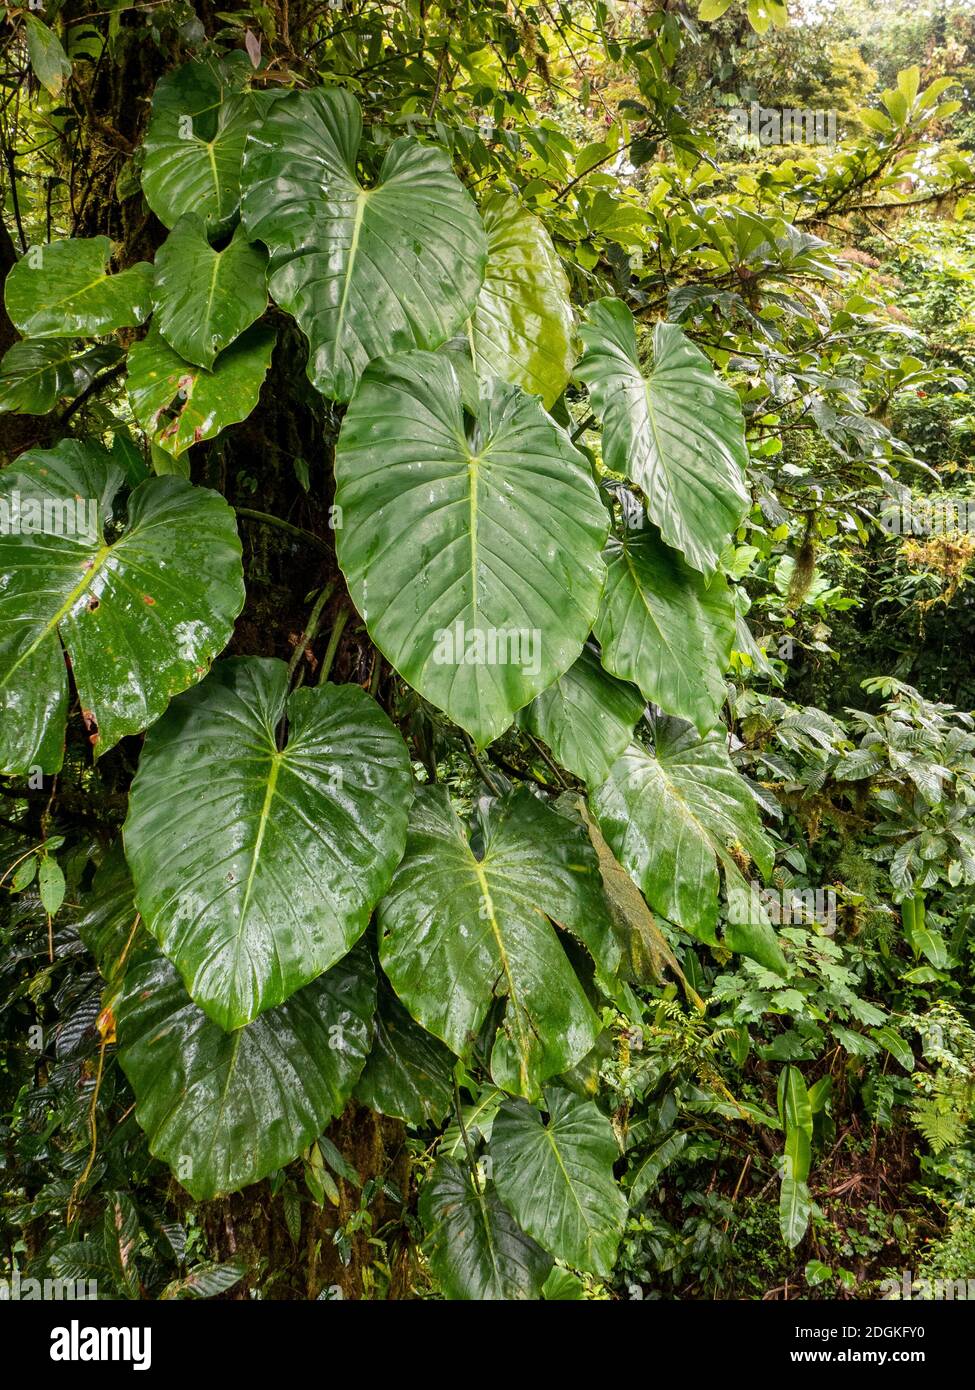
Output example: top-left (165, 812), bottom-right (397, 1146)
top-left (3, 0), bottom-right (975, 1309)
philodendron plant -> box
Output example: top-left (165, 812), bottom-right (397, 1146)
top-left (0, 53), bottom-right (785, 1299)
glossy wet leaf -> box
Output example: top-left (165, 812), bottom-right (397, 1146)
top-left (491, 1088), bottom-right (626, 1276)
top-left (420, 1156), bottom-right (552, 1300)
top-left (124, 658), bottom-right (413, 1030)
top-left (117, 937), bottom-right (376, 1199)
top-left (0, 340), bottom-right (121, 415)
top-left (470, 194), bottom-right (574, 409)
top-left (0, 440), bottom-right (245, 775)
top-left (594, 527), bottom-right (735, 734)
top-left (126, 323), bottom-right (275, 458)
top-left (354, 982), bottom-right (455, 1126)
top-left (240, 87), bottom-right (486, 401)
top-left (151, 216), bottom-right (268, 369)
top-left (141, 56), bottom-right (260, 235)
top-left (334, 351), bottom-right (608, 748)
top-left (519, 646), bottom-right (643, 786)
top-left (577, 298), bottom-right (750, 576)
top-left (379, 786), bottom-right (614, 1099)
top-left (4, 237), bottom-right (153, 339)
top-left (74, 843), bottom-right (140, 984)
top-left (592, 719), bottom-right (775, 951)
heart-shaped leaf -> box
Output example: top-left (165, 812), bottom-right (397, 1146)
top-left (420, 1156), bottom-right (552, 1300)
top-left (354, 981), bottom-right (454, 1126)
top-left (519, 646), bottom-right (643, 786)
top-left (592, 718), bottom-right (776, 953)
top-left (334, 351), bottom-right (608, 748)
top-left (151, 216), bottom-right (268, 370)
top-left (117, 937), bottom-right (376, 1199)
top-left (141, 55), bottom-right (260, 235)
top-left (594, 526), bottom-right (735, 734)
top-left (124, 658), bottom-right (414, 1031)
top-left (491, 1088), bottom-right (627, 1276)
top-left (240, 87), bottom-right (486, 401)
top-left (378, 786), bottom-right (615, 1099)
top-left (577, 298), bottom-right (749, 576)
top-left (0, 440), bottom-right (245, 775)
top-left (4, 237), bottom-right (153, 339)
top-left (126, 322), bottom-right (275, 458)
top-left (471, 194), bottom-right (574, 409)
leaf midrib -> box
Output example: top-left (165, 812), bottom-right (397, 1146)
top-left (0, 541), bottom-right (111, 694)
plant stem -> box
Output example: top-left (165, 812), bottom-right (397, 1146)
top-left (236, 507), bottom-right (331, 552)
top-left (287, 581), bottom-right (336, 683)
top-left (317, 606), bottom-right (349, 685)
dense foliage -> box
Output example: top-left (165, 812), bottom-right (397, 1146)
top-left (3, 0), bottom-right (975, 1302)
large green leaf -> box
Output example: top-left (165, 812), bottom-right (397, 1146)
top-left (0, 441), bottom-right (244, 775)
top-left (0, 341), bottom-right (121, 415)
top-left (491, 1088), bottom-right (626, 1276)
top-left (23, 14), bottom-right (72, 98)
top-left (117, 938), bottom-right (375, 1199)
top-left (420, 1156), bottom-right (552, 1300)
top-left (470, 194), bottom-right (574, 409)
top-left (378, 786), bottom-right (615, 1100)
top-left (779, 1176), bottom-right (812, 1249)
top-left (592, 719), bottom-right (779, 962)
top-left (240, 87), bottom-right (486, 401)
top-left (594, 527), bottom-right (735, 734)
top-left (151, 216), bottom-right (268, 369)
top-left (124, 658), bottom-right (414, 1031)
top-left (519, 646), bottom-right (643, 786)
top-left (126, 323), bottom-right (275, 458)
top-left (4, 237), bottom-right (153, 339)
top-left (334, 351), bottom-right (608, 748)
top-left (141, 56), bottom-right (260, 235)
top-left (73, 842), bottom-right (140, 984)
top-left (354, 981), bottom-right (455, 1126)
top-left (577, 298), bottom-right (749, 576)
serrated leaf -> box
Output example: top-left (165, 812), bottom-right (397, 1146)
top-left (0, 440), bottom-right (245, 774)
top-left (126, 322), bottom-right (275, 458)
top-left (491, 1088), bottom-right (626, 1276)
top-left (420, 1156), bottom-right (552, 1300)
top-left (577, 298), bottom-right (749, 576)
top-left (594, 526), bottom-right (735, 734)
top-left (592, 719), bottom-right (776, 956)
top-left (117, 937), bottom-right (376, 1200)
top-left (470, 193), bottom-right (574, 409)
top-left (334, 350), bottom-right (608, 748)
top-left (151, 215), bottom-right (268, 369)
top-left (519, 646), bottom-right (643, 787)
top-left (379, 786), bottom-right (614, 1100)
top-left (4, 238), bottom-right (153, 339)
top-left (124, 657), bottom-right (413, 1030)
